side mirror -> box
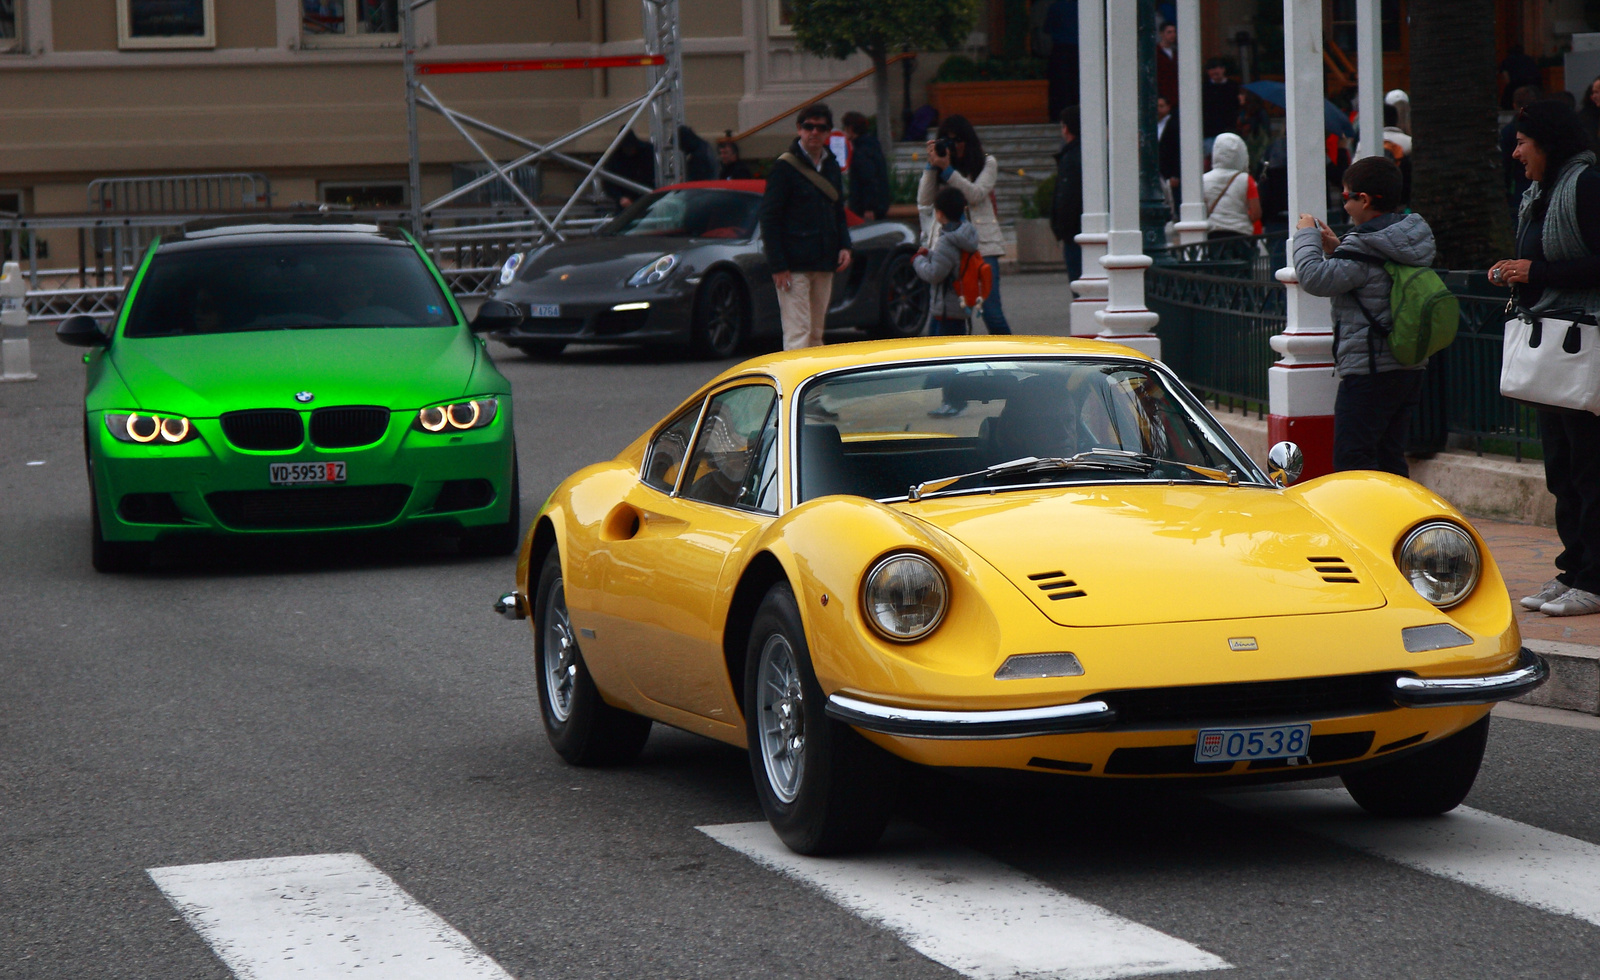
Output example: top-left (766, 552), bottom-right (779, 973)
top-left (1267, 441), bottom-right (1304, 487)
top-left (471, 299), bottom-right (524, 334)
top-left (56, 315), bottom-right (108, 347)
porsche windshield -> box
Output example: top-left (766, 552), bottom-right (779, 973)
top-left (604, 189), bottom-right (762, 239)
top-left (796, 359), bottom-right (1260, 502)
top-left (122, 243), bottom-right (457, 337)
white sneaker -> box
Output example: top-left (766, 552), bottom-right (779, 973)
top-left (1521, 578), bottom-right (1568, 610)
top-left (1541, 587), bottom-right (1600, 617)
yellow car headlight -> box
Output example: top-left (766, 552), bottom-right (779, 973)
top-left (106, 412), bottom-right (197, 445)
top-left (1397, 521), bottom-right (1480, 608)
top-left (417, 398), bottom-right (498, 432)
top-left (861, 552), bottom-right (948, 641)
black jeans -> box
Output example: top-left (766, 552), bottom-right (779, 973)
top-left (1540, 409), bottom-right (1600, 593)
top-left (1333, 370), bottom-right (1425, 476)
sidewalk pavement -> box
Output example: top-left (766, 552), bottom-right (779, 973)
top-left (1473, 518), bottom-right (1600, 715)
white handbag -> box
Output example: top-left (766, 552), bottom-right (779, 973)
top-left (1501, 308), bottom-right (1600, 414)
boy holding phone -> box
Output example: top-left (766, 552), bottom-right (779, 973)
top-left (1292, 156), bottom-right (1436, 476)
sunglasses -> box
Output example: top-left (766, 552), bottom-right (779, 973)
top-left (800, 122), bottom-right (830, 132)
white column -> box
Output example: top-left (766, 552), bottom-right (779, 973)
top-left (1355, 0), bottom-right (1384, 160)
top-left (1266, 0), bottom-right (1336, 479)
top-left (1174, 0), bottom-right (1207, 245)
top-left (1070, 0), bottom-right (1109, 336)
top-left (1094, 0), bottom-right (1159, 357)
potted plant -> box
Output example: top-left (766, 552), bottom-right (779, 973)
top-left (1013, 174), bottom-right (1059, 269)
top-left (926, 55), bottom-right (1049, 126)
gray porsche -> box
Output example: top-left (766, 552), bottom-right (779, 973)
top-left (477, 180), bottom-right (929, 359)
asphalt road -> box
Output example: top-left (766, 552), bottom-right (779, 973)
top-left (6, 290), bottom-right (1600, 979)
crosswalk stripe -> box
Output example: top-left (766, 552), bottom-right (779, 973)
top-left (148, 853), bottom-right (513, 980)
top-left (699, 822), bottom-right (1232, 980)
top-left (1226, 789), bottom-right (1600, 927)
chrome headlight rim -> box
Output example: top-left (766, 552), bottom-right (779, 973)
top-left (1397, 520), bottom-right (1481, 609)
top-left (414, 397), bottom-right (499, 433)
top-left (860, 550), bottom-right (950, 643)
top-left (105, 411), bottom-right (198, 445)
top-left (627, 253), bottom-right (678, 288)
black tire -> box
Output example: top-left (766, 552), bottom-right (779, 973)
top-left (460, 446), bottom-right (521, 557)
top-left (514, 341), bottom-right (566, 359)
top-left (743, 582), bottom-right (899, 854)
top-left (90, 489), bottom-right (150, 574)
top-left (1342, 715), bottom-right (1490, 817)
top-left (873, 251), bottom-right (930, 339)
top-left (691, 271), bottom-right (748, 359)
top-left (532, 549), bottom-right (652, 766)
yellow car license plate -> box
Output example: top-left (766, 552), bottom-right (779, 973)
top-left (1194, 723), bottom-right (1310, 763)
top-left (269, 462), bottom-right (346, 485)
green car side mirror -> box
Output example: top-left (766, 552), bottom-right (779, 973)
top-left (471, 300), bottom-right (523, 333)
top-left (56, 315), bottom-right (108, 347)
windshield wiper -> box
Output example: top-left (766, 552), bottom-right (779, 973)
top-left (906, 452), bottom-right (1151, 501)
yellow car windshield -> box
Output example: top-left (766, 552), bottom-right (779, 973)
top-left (796, 359), bottom-right (1258, 502)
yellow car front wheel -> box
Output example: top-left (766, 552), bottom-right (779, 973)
top-left (1341, 715), bottom-right (1490, 816)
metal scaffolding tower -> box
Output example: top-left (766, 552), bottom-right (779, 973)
top-left (399, 0), bottom-right (685, 240)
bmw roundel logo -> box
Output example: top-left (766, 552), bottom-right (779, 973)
top-left (295, 391), bottom-right (314, 404)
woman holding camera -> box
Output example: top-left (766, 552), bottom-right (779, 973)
top-left (918, 115), bottom-right (1012, 336)
top-left (1489, 100), bottom-right (1600, 616)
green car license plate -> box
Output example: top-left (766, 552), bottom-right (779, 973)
top-left (269, 461), bottom-right (346, 485)
top-left (1194, 723), bottom-right (1310, 764)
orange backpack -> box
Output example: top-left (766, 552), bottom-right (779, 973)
top-left (953, 251), bottom-right (993, 311)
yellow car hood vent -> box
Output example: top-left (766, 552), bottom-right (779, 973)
top-left (902, 486), bottom-right (1387, 627)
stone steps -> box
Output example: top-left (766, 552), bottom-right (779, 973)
top-left (891, 123), bottom-right (1062, 237)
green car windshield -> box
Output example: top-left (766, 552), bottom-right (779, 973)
top-left (123, 243), bottom-right (457, 337)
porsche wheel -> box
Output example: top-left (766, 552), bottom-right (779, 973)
top-left (513, 341), bottom-right (566, 359)
top-left (691, 271), bottom-right (747, 359)
top-left (743, 582), bottom-right (898, 854)
top-left (873, 251), bottom-right (930, 339)
top-left (533, 549), bottom-right (652, 766)
top-left (1342, 715), bottom-right (1490, 817)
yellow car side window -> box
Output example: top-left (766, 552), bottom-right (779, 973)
top-left (643, 402), bottom-right (703, 493)
top-left (680, 385), bottom-right (778, 510)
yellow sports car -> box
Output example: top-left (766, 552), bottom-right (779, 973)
top-left (497, 337), bottom-right (1545, 854)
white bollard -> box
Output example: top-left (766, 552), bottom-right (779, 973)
top-left (0, 261), bottom-right (37, 383)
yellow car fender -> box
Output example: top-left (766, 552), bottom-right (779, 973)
top-left (1289, 471), bottom-right (1519, 665)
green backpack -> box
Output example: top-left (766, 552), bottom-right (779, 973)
top-left (1334, 249), bottom-right (1460, 367)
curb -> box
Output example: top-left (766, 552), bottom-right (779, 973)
top-left (1517, 639), bottom-right (1600, 715)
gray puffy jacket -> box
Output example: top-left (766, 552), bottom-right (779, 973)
top-left (913, 218), bottom-right (981, 321)
top-left (1292, 211), bottom-right (1436, 376)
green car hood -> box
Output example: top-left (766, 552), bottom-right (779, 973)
top-left (105, 327), bottom-right (486, 417)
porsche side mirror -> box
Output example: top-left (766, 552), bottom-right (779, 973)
top-left (471, 300), bottom-right (523, 333)
top-left (56, 315), bottom-right (108, 347)
top-left (1267, 441), bottom-right (1304, 487)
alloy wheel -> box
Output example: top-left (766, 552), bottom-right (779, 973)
top-left (542, 580), bottom-right (579, 722)
top-left (757, 632), bottom-right (806, 803)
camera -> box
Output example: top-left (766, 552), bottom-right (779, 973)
top-left (934, 137), bottom-right (956, 159)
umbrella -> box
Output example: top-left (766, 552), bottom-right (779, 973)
top-left (1241, 81), bottom-right (1357, 138)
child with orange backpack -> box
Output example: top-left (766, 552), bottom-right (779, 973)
top-left (913, 186), bottom-right (991, 337)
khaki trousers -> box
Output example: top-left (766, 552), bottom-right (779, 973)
top-left (777, 271), bottom-right (833, 350)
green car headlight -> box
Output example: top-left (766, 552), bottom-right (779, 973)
top-left (861, 552), bottom-right (948, 641)
top-left (106, 412), bottom-right (198, 445)
top-left (1397, 521), bottom-right (1480, 608)
top-left (417, 398), bottom-right (498, 432)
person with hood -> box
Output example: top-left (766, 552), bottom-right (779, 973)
top-left (914, 186), bottom-right (981, 337)
top-left (1202, 132), bottom-right (1260, 239)
top-left (1293, 155), bottom-right (1435, 478)
top-left (678, 125), bottom-right (718, 182)
top-left (602, 129), bottom-right (656, 208)
top-left (1488, 100), bottom-right (1600, 616)
top-left (919, 114), bottom-right (1012, 334)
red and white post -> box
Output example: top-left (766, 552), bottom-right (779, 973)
top-left (1267, 0), bottom-right (1335, 479)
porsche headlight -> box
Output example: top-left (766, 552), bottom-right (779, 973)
top-left (105, 412), bottom-right (197, 445)
top-left (498, 251), bottom-right (525, 286)
top-left (861, 552), bottom-right (948, 641)
top-left (416, 398), bottom-right (498, 432)
top-left (627, 253), bottom-right (678, 287)
top-left (1397, 521), bottom-right (1480, 608)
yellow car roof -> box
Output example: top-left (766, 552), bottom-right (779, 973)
top-left (707, 335), bottom-right (1155, 392)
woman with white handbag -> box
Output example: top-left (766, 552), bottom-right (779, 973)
top-left (1489, 101), bottom-right (1600, 616)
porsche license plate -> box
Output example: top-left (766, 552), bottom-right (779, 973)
top-left (528, 304), bottom-right (561, 317)
top-left (1194, 723), bottom-right (1310, 763)
top-left (269, 461), bottom-right (346, 485)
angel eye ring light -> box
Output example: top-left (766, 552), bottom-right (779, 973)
top-left (416, 399), bottom-right (497, 432)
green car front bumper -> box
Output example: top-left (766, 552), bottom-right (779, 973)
top-left (89, 405), bottom-right (514, 541)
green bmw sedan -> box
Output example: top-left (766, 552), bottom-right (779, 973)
top-left (58, 218), bottom-right (517, 571)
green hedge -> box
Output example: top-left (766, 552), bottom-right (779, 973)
top-left (931, 55), bottom-right (1046, 83)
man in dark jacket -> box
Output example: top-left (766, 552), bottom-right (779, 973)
top-left (1200, 58), bottom-right (1239, 149)
top-left (759, 103), bottom-right (853, 350)
top-left (602, 129), bottom-right (655, 208)
top-left (1051, 105), bottom-right (1083, 282)
top-left (842, 111), bottom-right (891, 220)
